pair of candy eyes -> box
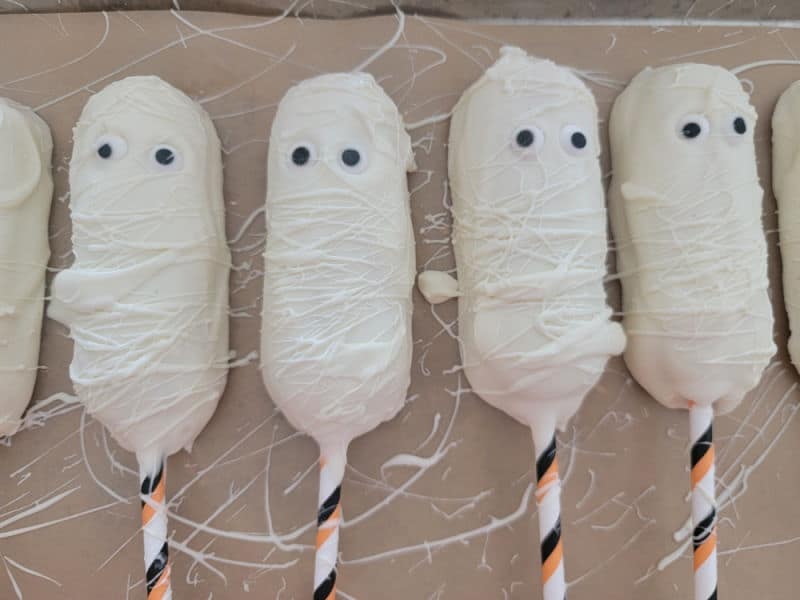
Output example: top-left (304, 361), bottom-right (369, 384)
top-left (513, 125), bottom-right (589, 155)
top-left (679, 115), bottom-right (748, 140)
top-left (94, 136), bottom-right (180, 168)
top-left (290, 145), bottom-right (365, 172)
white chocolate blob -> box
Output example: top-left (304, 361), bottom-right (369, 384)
top-left (417, 270), bottom-right (459, 305)
top-left (0, 98), bottom-right (53, 436)
top-left (609, 64), bottom-right (775, 414)
top-left (444, 47), bottom-right (625, 442)
top-left (49, 77), bottom-right (230, 463)
top-left (261, 73), bottom-right (415, 456)
top-left (773, 81), bottom-right (800, 372)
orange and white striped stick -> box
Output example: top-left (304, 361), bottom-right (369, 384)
top-left (534, 435), bottom-right (566, 600)
top-left (689, 403), bottom-right (717, 600)
top-left (314, 451), bottom-right (345, 600)
top-left (140, 457), bottom-right (172, 600)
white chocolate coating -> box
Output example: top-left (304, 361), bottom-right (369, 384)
top-left (260, 73), bottom-right (415, 455)
top-left (609, 64), bottom-right (775, 414)
top-left (49, 77), bottom-right (230, 462)
top-left (0, 98), bottom-right (53, 436)
top-left (773, 81), bottom-right (800, 372)
top-left (444, 47), bottom-right (625, 441)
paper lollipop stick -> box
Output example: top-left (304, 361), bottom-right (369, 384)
top-left (314, 451), bottom-right (345, 600)
top-left (140, 457), bottom-right (172, 600)
top-left (534, 435), bottom-right (566, 600)
top-left (689, 403), bottom-right (717, 600)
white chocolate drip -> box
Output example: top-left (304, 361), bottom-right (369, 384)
top-left (49, 76), bottom-right (230, 462)
top-left (0, 98), bottom-right (53, 437)
top-left (445, 47), bottom-right (625, 439)
top-left (417, 270), bottom-right (460, 305)
top-left (609, 63), bottom-right (775, 413)
top-left (260, 72), bottom-right (416, 454)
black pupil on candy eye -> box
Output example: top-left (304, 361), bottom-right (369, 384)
top-left (571, 131), bottom-right (587, 149)
top-left (292, 146), bottom-right (310, 166)
top-left (682, 122), bottom-right (702, 139)
top-left (98, 144), bottom-right (112, 159)
top-left (734, 117), bottom-right (747, 134)
top-left (155, 148), bottom-right (175, 165)
top-left (342, 149), bottom-right (361, 167)
top-left (516, 129), bottom-right (534, 148)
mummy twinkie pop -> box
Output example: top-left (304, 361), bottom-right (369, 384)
top-left (49, 76), bottom-right (230, 600)
top-left (773, 81), bottom-right (800, 373)
top-left (0, 98), bottom-right (52, 437)
top-left (261, 72), bottom-right (415, 600)
top-left (419, 47), bottom-right (625, 600)
top-left (609, 64), bottom-right (775, 600)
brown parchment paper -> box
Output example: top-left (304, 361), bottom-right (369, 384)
top-left (1, 12), bottom-right (799, 599)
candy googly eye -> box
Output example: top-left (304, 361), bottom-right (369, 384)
top-left (724, 115), bottom-right (749, 146)
top-left (338, 145), bottom-right (368, 174)
top-left (512, 126), bottom-right (544, 155)
top-left (560, 124), bottom-right (590, 156)
top-left (95, 135), bottom-right (128, 160)
top-left (151, 145), bottom-right (182, 171)
top-left (677, 114), bottom-right (710, 141)
top-left (289, 143), bottom-right (316, 168)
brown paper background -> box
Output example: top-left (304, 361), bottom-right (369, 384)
top-left (1, 12), bottom-right (800, 599)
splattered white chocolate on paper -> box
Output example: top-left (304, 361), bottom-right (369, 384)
top-left (1, 8), bottom-right (800, 599)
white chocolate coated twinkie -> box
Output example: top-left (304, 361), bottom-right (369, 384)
top-left (609, 64), bottom-right (775, 414)
top-left (0, 98), bottom-right (53, 437)
top-left (48, 76), bottom-right (230, 465)
top-left (261, 72), bottom-right (416, 456)
top-left (436, 47), bottom-right (625, 442)
top-left (773, 81), bottom-right (800, 374)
